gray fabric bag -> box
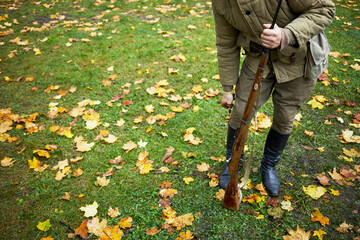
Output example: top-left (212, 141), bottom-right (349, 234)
top-left (305, 31), bottom-right (331, 80)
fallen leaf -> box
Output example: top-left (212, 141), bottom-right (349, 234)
top-left (146, 226), bottom-right (161, 236)
top-left (1, 157), bottom-right (16, 167)
top-left (313, 229), bottom-right (327, 240)
top-left (303, 185), bottom-right (327, 200)
top-left (108, 207), bottom-right (121, 218)
top-left (80, 201), bottom-right (99, 218)
top-left (75, 220), bottom-right (88, 239)
top-left (183, 177), bottom-right (194, 185)
top-left (197, 162), bottom-right (209, 172)
top-left (176, 230), bottom-right (194, 240)
top-left (336, 221), bottom-right (353, 233)
top-left (282, 226), bottom-right (311, 240)
top-left (37, 219), bottom-right (51, 232)
top-left (87, 217), bottom-right (107, 237)
top-left (119, 216), bottom-right (133, 229)
top-left (311, 208), bottom-right (330, 227)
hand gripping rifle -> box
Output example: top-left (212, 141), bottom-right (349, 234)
top-left (223, 0), bottom-right (283, 210)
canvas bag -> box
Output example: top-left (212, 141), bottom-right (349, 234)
top-left (304, 31), bottom-right (331, 80)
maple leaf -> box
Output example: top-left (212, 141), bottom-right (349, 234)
top-left (104, 225), bottom-right (124, 239)
top-left (176, 230), bottom-right (194, 240)
top-left (119, 216), bottom-right (133, 229)
top-left (329, 188), bottom-right (340, 196)
top-left (123, 141), bottom-right (137, 153)
top-left (302, 185), bottom-right (327, 200)
top-left (281, 200), bottom-right (294, 211)
top-left (37, 219), bottom-right (52, 232)
top-left (316, 173), bottom-right (331, 186)
top-left (60, 192), bottom-right (71, 200)
top-left (75, 136), bottom-right (95, 152)
top-left (146, 226), bottom-right (162, 236)
top-left (33, 149), bottom-right (50, 158)
top-left (28, 157), bottom-right (41, 169)
top-left (108, 207), bottom-right (121, 218)
top-left (1, 157), bottom-right (16, 167)
top-left (40, 237), bottom-right (54, 240)
top-left (159, 188), bottom-right (178, 198)
top-left (87, 217), bottom-right (107, 237)
top-left (75, 220), bottom-right (88, 239)
top-left (336, 221), bottom-right (353, 233)
top-left (282, 226), bottom-right (311, 240)
top-left (159, 181), bottom-right (172, 188)
top-left (313, 229), bottom-right (327, 240)
top-left (80, 201), bottom-right (99, 218)
top-left (103, 134), bottom-right (117, 143)
top-left (197, 162), bottom-right (209, 172)
top-left (183, 177), bottom-right (194, 185)
top-left (166, 213), bottom-right (194, 230)
top-left (55, 166), bottom-right (71, 181)
top-left (341, 129), bottom-right (360, 143)
top-left (311, 208), bottom-right (330, 227)
top-left (266, 197), bottom-right (279, 207)
top-left (209, 179), bottom-right (219, 187)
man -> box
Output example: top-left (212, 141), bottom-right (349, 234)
top-left (212, 0), bottom-right (335, 196)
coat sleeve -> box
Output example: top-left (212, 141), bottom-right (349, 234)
top-left (285, 0), bottom-right (335, 47)
top-left (212, 3), bottom-right (241, 90)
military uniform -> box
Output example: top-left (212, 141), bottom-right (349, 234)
top-left (212, 0), bottom-right (335, 195)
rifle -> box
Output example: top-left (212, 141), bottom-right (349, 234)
top-left (223, 0), bottom-right (283, 210)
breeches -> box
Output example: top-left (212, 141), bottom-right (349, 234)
top-left (229, 62), bottom-right (316, 134)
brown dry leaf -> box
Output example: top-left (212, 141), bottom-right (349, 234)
top-left (75, 220), bottom-right (89, 239)
top-left (311, 208), bottom-right (330, 227)
top-left (336, 221), bottom-right (353, 233)
top-left (197, 162), bottom-right (210, 172)
top-left (159, 198), bottom-right (171, 208)
top-left (161, 146), bottom-right (175, 162)
top-left (159, 181), bottom-right (172, 188)
top-left (266, 197), bottom-right (279, 207)
top-left (146, 226), bottom-right (161, 236)
top-left (316, 173), bottom-right (331, 186)
top-left (328, 167), bottom-right (348, 185)
top-left (282, 226), bottom-right (311, 240)
top-left (107, 207), bottom-right (121, 218)
top-left (60, 192), bottom-right (71, 200)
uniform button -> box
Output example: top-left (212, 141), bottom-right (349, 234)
top-left (246, 11), bottom-right (251, 15)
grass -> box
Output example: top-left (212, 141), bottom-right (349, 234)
top-left (0, 0), bottom-right (359, 239)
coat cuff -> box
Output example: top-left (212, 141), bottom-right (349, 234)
top-left (222, 85), bottom-right (234, 92)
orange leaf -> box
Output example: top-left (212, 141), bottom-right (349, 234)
top-left (146, 226), bottom-right (161, 236)
top-left (75, 220), bottom-right (89, 239)
top-left (119, 217), bottom-right (133, 229)
top-left (311, 208), bottom-right (330, 227)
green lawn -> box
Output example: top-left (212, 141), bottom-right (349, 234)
top-left (0, 0), bottom-right (359, 239)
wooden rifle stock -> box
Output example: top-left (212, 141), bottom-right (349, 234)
top-left (223, 49), bottom-right (270, 210)
top-left (222, 0), bottom-right (282, 211)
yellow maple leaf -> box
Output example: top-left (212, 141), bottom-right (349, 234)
top-left (139, 163), bottom-right (153, 175)
top-left (40, 237), bottom-right (54, 240)
top-left (104, 225), bottom-right (124, 240)
top-left (209, 179), bottom-right (219, 187)
top-left (55, 166), bottom-right (71, 181)
top-left (37, 219), bottom-right (51, 232)
top-left (329, 188), bottom-right (340, 196)
top-left (119, 216), bottom-right (133, 229)
top-left (107, 207), bottom-right (121, 218)
top-left (171, 106), bottom-right (184, 112)
top-left (192, 85), bottom-right (203, 93)
top-left (282, 226), bottom-right (311, 240)
top-left (281, 200), bottom-right (294, 211)
top-left (307, 99), bottom-right (324, 109)
top-left (176, 230), bottom-right (194, 240)
top-left (159, 188), bottom-right (178, 198)
top-left (183, 177), bottom-right (194, 184)
top-left (75, 138), bottom-right (95, 152)
top-left (302, 185), bottom-right (327, 200)
top-left (33, 149), bottom-right (50, 158)
top-left (28, 157), bottom-right (41, 169)
top-left (313, 229), bottom-right (327, 240)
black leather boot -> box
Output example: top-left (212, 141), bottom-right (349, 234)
top-left (260, 128), bottom-right (290, 197)
top-left (219, 126), bottom-right (244, 189)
